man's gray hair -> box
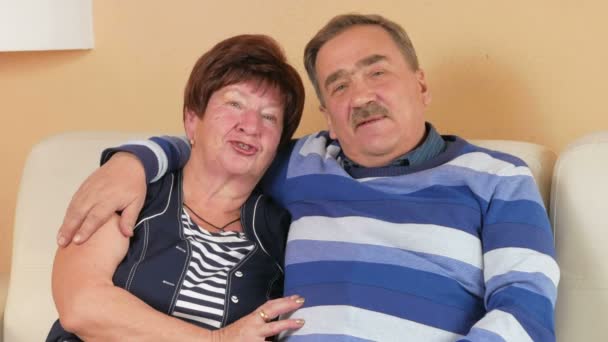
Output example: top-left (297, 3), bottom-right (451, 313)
top-left (304, 14), bottom-right (420, 105)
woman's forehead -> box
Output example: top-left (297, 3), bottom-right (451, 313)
top-left (218, 80), bottom-right (284, 105)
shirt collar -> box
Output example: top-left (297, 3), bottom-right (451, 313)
top-left (339, 122), bottom-right (445, 170)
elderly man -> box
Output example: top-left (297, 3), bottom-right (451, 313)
top-left (58, 14), bottom-right (558, 342)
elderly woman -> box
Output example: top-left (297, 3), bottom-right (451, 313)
top-left (47, 34), bottom-right (305, 341)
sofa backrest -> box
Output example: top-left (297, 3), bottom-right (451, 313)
top-left (1, 132), bottom-right (557, 341)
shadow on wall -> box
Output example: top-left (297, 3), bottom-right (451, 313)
top-left (426, 53), bottom-right (544, 144)
top-left (0, 50), bottom-right (91, 74)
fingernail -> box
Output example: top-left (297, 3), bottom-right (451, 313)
top-left (57, 235), bottom-right (66, 246)
top-left (73, 234), bottom-right (82, 243)
top-left (289, 295), bottom-right (304, 304)
top-left (296, 319), bottom-right (305, 325)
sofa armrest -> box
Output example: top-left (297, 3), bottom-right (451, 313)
top-left (551, 131), bottom-right (608, 341)
top-left (3, 132), bottom-right (159, 341)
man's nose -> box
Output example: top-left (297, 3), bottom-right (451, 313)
top-left (350, 80), bottom-right (377, 108)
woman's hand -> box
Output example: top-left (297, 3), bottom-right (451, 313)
top-left (212, 295), bottom-right (305, 341)
top-left (58, 152), bottom-right (147, 246)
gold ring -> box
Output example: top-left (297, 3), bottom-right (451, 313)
top-left (259, 309), bottom-right (270, 322)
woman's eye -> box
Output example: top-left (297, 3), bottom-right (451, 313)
top-left (372, 70), bottom-right (385, 77)
top-left (228, 101), bottom-right (242, 109)
top-left (262, 114), bottom-right (277, 122)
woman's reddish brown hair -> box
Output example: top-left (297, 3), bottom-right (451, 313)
top-left (183, 34), bottom-right (305, 147)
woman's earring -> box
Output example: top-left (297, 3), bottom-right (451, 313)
top-left (190, 138), bottom-right (195, 147)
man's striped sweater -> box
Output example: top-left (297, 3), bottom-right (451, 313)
top-left (266, 132), bottom-right (557, 341)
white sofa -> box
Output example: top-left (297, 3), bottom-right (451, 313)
top-left (551, 132), bottom-right (608, 341)
top-left (0, 131), bottom-right (602, 341)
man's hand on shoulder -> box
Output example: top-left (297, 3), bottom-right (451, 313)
top-left (58, 152), bottom-right (147, 247)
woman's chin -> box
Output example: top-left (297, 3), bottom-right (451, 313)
top-left (220, 160), bottom-right (261, 179)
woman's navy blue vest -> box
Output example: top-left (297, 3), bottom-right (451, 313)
top-left (47, 170), bottom-right (290, 341)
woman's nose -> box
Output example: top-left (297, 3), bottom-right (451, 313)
top-left (237, 109), bottom-right (262, 135)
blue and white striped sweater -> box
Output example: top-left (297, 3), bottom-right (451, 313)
top-left (112, 131), bottom-right (558, 341)
top-left (268, 132), bottom-right (558, 342)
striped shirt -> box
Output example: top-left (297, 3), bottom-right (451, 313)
top-left (171, 208), bottom-right (254, 329)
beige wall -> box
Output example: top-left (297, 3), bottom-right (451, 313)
top-left (1, 1), bottom-right (607, 274)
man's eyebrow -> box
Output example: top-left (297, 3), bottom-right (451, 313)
top-left (355, 54), bottom-right (387, 68)
top-left (323, 54), bottom-right (388, 91)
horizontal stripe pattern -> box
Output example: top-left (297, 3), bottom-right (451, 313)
top-left (473, 310), bottom-right (533, 342)
top-left (288, 216), bottom-right (483, 268)
top-left (484, 247), bottom-right (559, 287)
top-left (284, 262), bottom-right (484, 329)
top-left (485, 271), bottom-right (558, 307)
top-left (122, 139), bottom-right (168, 182)
top-left (483, 222), bottom-right (555, 256)
top-left (150, 135), bottom-right (190, 175)
top-left (484, 198), bottom-right (550, 229)
top-left (287, 135), bottom-right (543, 207)
top-left (284, 165), bottom-right (544, 209)
top-left (171, 209), bottom-right (254, 329)
top-left (279, 305), bottom-right (463, 342)
top-left (289, 195), bottom-right (482, 237)
top-left (464, 327), bottom-right (506, 342)
top-left (277, 133), bottom-right (557, 341)
top-left (282, 334), bottom-right (374, 342)
top-left (286, 239), bottom-right (484, 296)
top-left (446, 152), bottom-right (533, 177)
top-left (459, 143), bottom-right (528, 167)
top-left (486, 286), bottom-right (555, 331)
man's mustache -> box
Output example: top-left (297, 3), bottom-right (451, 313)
top-left (351, 102), bottom-right (390, 127)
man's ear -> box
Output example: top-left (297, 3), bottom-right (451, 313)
top-left (416, 69), bottom-right (432, 106)
top-left (320, 105), bottom-right (337, 140)
top-left (183, 109), bottom-right (199, 142)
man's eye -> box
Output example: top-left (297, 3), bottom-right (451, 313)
top-left (371, 70), bottom-right (385, 77)
top-left (332, 84), bottom-right (347, 94)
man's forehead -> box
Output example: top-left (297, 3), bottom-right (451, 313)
top-left (357, 54), bottom-right (388, 68)
top-left (316, 26), bottom-right (401, 76)
top-left (323, 54), bottom-right (388, 89)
